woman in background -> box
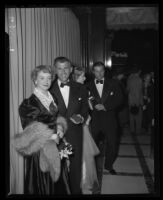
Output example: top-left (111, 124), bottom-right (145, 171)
top-left (127, 67), bottom-right (143, 135)
top-left (72, 66), bottom-right (100, 194)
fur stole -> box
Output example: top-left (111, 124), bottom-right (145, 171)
top-left (11, 116), bottom-right (68, 182)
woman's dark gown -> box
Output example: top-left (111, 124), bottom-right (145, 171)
top-left (19, 94), bottom-right (69, 195)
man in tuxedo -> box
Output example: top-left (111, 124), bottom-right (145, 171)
top-left (87, 62), bottom-right (123, 174)
top-left (50, 57), bottom-right (89, 194)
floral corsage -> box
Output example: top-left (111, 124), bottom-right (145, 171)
top-left (57, 138), bottom-right (74, 172)
top-left (58, 138), bottom-right (74, 159)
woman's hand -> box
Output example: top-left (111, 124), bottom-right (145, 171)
top-left (85, 115), bottom-right (91, 125)
top-left (50, 134), bottom-right (59, 144)
top-left (88, 98), bottom-right (93, 110)
top-left (57, 125), bottom-right (64, 139)
top-left (57, 129), bottom-right (64, 139)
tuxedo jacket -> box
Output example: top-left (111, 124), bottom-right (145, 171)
top-left (50, 80), bottom-right (89, 145)
top-left (87, 78), bottom-right (123, 131)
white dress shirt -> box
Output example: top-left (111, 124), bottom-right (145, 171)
top-left (58, 79), bottom-right (70, 108)
top-left (95, 78), bottom-right (104, 98)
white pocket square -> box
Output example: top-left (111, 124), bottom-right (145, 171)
top-left (78, 97), bottom-right (82, 101)
top-left (110, 91), bottom-right (114, 96)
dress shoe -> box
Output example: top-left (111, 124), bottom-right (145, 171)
top-left (109, 169), bottom-right (117, 175)
top-left (104, 168), bottom-right (117, 175)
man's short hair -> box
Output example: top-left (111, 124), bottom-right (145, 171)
top-left (92, 62), bottom-right (105, 70)
top-left (54, 56), bottom-right (71, 67)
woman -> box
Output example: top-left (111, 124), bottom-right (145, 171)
top-left (72, 66), bottom-right (100, 194)
top-left (13, 65), bottom-right (70, 194)
top-left (127, 68), bottom-right (143, 134)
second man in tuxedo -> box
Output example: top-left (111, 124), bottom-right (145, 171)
top-left (50, 57), bottom-right (89, 194)
top-left (87, 62), bottom-right (123, 174)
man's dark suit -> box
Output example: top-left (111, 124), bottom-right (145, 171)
top-left (50, 80), bottom-right (88, 194)
top-left (87, 78), bottom-right (123, 170)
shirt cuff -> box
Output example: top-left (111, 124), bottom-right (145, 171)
top-left (77, 114), bottom-right (84, 124)
top-left (80, 116), bottom-right (84, 124)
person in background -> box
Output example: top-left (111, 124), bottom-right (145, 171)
top-left (149, 71), bottom-right (154, 158)
top-left (142, 73), bottom-right (152, 134)
top-left (143, 72), bottom-right (154, 157)
top-left (72, 66), bottom-right (100, 194)
top-left (18, 65), bottom-right (69, 194)
top-left (112, 68), bottom-right (129, 136)
top-left (127, 67), bottom-right (143, 135)
top-left (50, 57), bottom-right (89, 194)
top-left (87, 62), bottom-right (123, 175)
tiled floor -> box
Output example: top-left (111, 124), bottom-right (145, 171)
top-left (113, 157), bottom-right (142, 173)
top-left (118, 145), bottom-right (137, 156)
top-left (102, 175), bottom-right (148, 194)
top-left (100, 132), bottom-right (155, 195)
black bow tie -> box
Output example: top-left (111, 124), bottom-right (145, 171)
top-left (96, 80), bottom-right (104, 84)
top-left (60, 82), bottom-right (70, 88)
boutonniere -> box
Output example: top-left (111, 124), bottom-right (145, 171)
top-left (78, 97), bottom-right (82, 101)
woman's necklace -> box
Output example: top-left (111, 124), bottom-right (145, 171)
top-left (34, 88), bottom-right (57, 111)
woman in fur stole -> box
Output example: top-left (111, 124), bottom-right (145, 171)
top-left (12, 65), bottom-right (70, 195)
top-left (72, 67), bottom-right (100, 194)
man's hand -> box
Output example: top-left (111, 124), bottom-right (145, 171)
top-left (70, 114), bottom-right (84, 124)
top-left (95, 104), bottom-right (106, 111)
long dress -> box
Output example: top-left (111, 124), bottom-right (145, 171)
top-left (81, 115), bottom-right (100, 194)
top-left (19, 93), bottom-right (69, 195)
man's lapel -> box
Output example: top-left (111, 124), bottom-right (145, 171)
top-left (101, 79), bottom-right (110, 103)
top-left (67, 81), bottom-right (77, 116)
top-left (53, 82), bottom-right (67, 113)
top-left (91, 81), bottom-right (101, 101)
